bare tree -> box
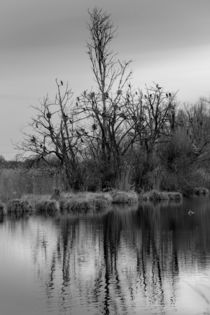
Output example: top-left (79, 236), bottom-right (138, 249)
top-left (132, 84), bottom-right (176, 155)
top-left (18, 8), bottom-right (181, 191)
top-left (185, 100), bottom-right (210, 159)
top-left (19, 80), bottom-right (83, 189)
top-left (75, 8), bottom-right (137, 186)
top-left (124, 84), bottom-right (177, 189)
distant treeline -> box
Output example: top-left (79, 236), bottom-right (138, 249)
top-left (0, 156), bottom-right (58, 169)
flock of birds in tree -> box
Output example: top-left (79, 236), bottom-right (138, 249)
top-left (30, 81), bottom-right (175, 152)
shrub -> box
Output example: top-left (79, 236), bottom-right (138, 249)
top-left (35, 200), bottom-right (59, 216)
top-left (60, 192), bottom-right (112, 215)
top-left (142, 190), bottom-right (182, 202)
top-left (142, 190), bottom-right (167, 201)
top-left (111, 191), bottom-right (138, 204)
top-left (7, 199), bottom-right (33, 216)
top-left (21, 193), bottom-right (51, 209)
top-left (193, 187), bottom-right (209, 195)
top-left (167, 192), bottom-right (183, 201)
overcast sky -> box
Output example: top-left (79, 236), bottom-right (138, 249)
top-left (1, 0), bottom-right (210, 159)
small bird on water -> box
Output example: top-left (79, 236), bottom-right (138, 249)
top-left (187, 210), bottom-right (195, 216)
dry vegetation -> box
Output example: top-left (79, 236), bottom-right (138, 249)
top-left (111, 190), bottom-right (139, 204)
top-left (141, 190), bottom-right (182, 202)
top-left (1, 190), bottom-right (139, 217)
top-left (7, 199), bottom-right (32, 217)
top-left (193, 187), bottom-right (209, 195)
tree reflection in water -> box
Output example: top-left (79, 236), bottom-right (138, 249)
top-left (30, 199), bottom-right (210, 314)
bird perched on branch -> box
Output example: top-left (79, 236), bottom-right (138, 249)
top-left (31, 136), bottom-right (36, 143)
top-left (46, 111), bottom-right (51, 119)
top-left (92, 123), bottom-right (97, 131)
top-left (156, 84), bottom-right (162, 90)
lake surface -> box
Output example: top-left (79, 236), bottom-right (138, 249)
top-left (0, 197), bottom-right (210, 315)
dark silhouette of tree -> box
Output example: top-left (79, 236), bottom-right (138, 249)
top-left (18, 80), bottom-right (83, 189)
top-left (75, 8), bottom-right (138, 187)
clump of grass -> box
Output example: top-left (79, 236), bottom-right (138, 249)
top-left (142, 190), bottom-right (182, 202)
top-left (21, 193), bottom-right (51, 209)
top-left (142, 190), bottom-right (167, 201)
top-left (35, 199), bottom-right (59, 216)
top-left (167, 191), bottom-right (183, 201)
top-left (193, 187), bottom-right (209, 195)
top-left (60, 192), bottom-right (112, 215)
top-left (111, 190), bottom-right (138, 204)
top-left (60, 199), bottom-right (91, 214)
top-left (7, 199), bottom-right (33, 216)
top-left (22, 193), bottom-right (60, 216)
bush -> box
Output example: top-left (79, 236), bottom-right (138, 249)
top-left (21, 193), bottom-right (51, 209)
top-left (111, 190), bottom-right (138, 204)
top-left (167, 191), bottom-right (183, 201)
top-left (35, 200), bottom-right (59, 216)
top-left (193, 187), bottom-right (209, 195)
top-left (7, 199), bottom-right (32, 216)
top-left (142, 190), bottom-right (182, 202)
top-left (60, 192), bottom-right (112, 215)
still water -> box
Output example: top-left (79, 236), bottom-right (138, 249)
top-left (0, 198), bottom-right (210, 315)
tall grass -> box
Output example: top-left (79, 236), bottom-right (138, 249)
top-left (111, 190), bottom-right (138, 204)
top-left (141, 190), bottom-right (182, 202)
top-left (114, 164), bottom-right (134, 191)
top-left (0, 168), bottom-right (62, 202)
top-left (22, 191), bottom-right (139, 216)
top-left (35, 200), bottom-right (59, 216)
top-left (60, 192), bottom-right (112, 215)
top-left (7, 199), bottom-right (32, 216)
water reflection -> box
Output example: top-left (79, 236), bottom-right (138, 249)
top-left (0, 199), bottom-right (210, 314)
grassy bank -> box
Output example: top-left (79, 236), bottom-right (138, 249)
top-left (193, 187), bottom-right (209, 196)
top-left (2, 190), bottom-right (139, 217)
top-left (141, 190), bottom-right (183, 202)
top-left (0, 189), bottom-right (189, 218)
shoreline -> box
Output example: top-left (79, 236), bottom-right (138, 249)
top-left (0, 189), bottom-right (185, 218)
top-left (1, 187), bottom-right (209, 218)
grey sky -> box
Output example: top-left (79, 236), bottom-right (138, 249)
top-left (1, 0), bottom-right (210, 159)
